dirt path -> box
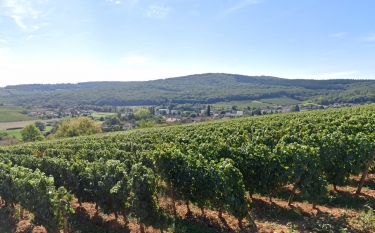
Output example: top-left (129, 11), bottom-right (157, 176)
top-left (0, 120), bottom-right (54, 130)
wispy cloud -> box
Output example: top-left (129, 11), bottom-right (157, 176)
top-left (1, 0), bottom-right (47, 31)
top-left (0, 39), bottom-right (8, 43)
top-left (329, 32), bottom-right (347, 38)
top-left (26, 34), bottom-right (49, 40)
top-left (107, 0), bottom-right (121, 3)
top-left (107, 0), bottom-right (137, 6)
top-left (146, 5), bottom-right (172, 19)
top-left (307, 70), bottom-right (358, 79)
top-left (361, 34), bottom-right (375, 42)
top-left (225, 0), bottom-right (262, 14)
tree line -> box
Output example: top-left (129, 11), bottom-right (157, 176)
top-left (1, 73), bottom-right (375, 107)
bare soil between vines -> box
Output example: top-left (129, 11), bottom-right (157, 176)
top-left (1, 174), bottom-right (375, 233)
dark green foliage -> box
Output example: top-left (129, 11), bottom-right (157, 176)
top-left (1, 105), bottom-right (375, 231)
top-left (2, 73), bottom-right (375, 107)
top-left (129, 163), bottom-right (160, 228)
top-left (291, 104), bottom-right (300, 112)
top-left (35, 121), bottom-right (46, 131)
top-left (0, 159), bottom-right (74, 233)
top-left (21, 124), bottom-right (44, 142)
top-left (0, 132), bottom-right (11, 140)
top-left (104, 116), bottom-right (121, 126)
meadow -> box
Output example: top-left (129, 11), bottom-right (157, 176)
top-left (212, 97), bottom-right (301, 109)
top-left (0, 106), bottom-right (34, 123)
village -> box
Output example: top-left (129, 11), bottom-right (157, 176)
top-left (16, 102), bottom-right (359, 132)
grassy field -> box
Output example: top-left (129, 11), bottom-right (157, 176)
top-left (0, 129), bottom-right (22, 139)
top-left (0, 106), bottom-right (34, 123)
top-left (44, 125), bottom-right (53, 132)
top-left (260, 97), bottom-right (301, 105)
top-left (213, 97), bottom-right (301, 109)
top-left (213, 100), bottom-right (271, 109)
top-left (0, 120), bottom-right (52, 130)
top-left (0, 124), bottom-right (53, 140)
top-left (91, 112), bottom-right (116, 119)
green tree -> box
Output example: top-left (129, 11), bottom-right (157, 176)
top-left (34, 121), bottom-right (46, 131)
top-left (252, 108), bottom-right (262, 116)
top-left (21, 124), bottom-right (44, 142)
top-left (54, 117), bottom-right (102, 138)
top-left (291, 104), bottom-right (300, 112)
top-left (207, 105), bottom-right (211, 116)
top-left (138, 119), bottom-right (155, 128)
top-left (0, 132), bottom-right (11, 140)
top-left (295, 104), bottom-right (300, 112)
top-left (105, 115), bottom-right (121, 126)
top-left (134, 108), bottom-right (151, 120)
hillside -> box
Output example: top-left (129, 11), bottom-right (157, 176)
top-left (1, 105), bottom-right (375, 232)
top-left (0, 106), bottom-right (35, 123)
top-left (1, 73), bottom-right (375, 107)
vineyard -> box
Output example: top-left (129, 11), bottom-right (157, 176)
top-left (1, 105), bottom-right (375, 232)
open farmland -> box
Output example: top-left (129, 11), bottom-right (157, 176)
top-left (213, 100), bottom-right (270, 109)
top-left (213, 97), bottom-right (301, 109)
top-left (0, 119), bottom-right (51, 130)
top-left (0, 106), bottom-right (35, 123)
top-left (1, 105), bottom-right (375, 232)
top-left (0, 129), bottom-right (22, 139)
top-left (260, 97), bottom-right (301, 105)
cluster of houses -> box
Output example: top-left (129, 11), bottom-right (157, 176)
top-left (155, 107), bottom-right (244, 117)
top-left (26, 108), bottom-right (95, 119)
top-left (155, 105), bottom-right (293, 118)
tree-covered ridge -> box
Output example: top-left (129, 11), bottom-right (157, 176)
top-left (2, 73), bottom-right (375, 107)
top-left (232, 74), bottom-right (372, 90)
top-left (4, 81), bottom-right (125, 93)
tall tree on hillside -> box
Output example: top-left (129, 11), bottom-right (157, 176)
top-left (21, 124), bottom-right (44, 142)
top-left (207, 105), bottom-right (211, 116)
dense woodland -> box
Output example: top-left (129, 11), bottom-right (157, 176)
top-left (1, 73), bottom-right (375, 107)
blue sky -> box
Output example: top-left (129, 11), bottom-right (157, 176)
top-left (0, 0), bottom-right (374, 86)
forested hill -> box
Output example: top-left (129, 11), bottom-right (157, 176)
top-left (4, 81), bottom-right (125, 92)
top-left (1, 73), bottom-right (375, 107)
